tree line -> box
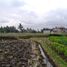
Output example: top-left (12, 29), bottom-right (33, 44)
top-left (0, 23), bottom-right (39, 33)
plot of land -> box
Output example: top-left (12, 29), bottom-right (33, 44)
top-left (0, 33), bottom-right (67, 67)
top-left (0, 40), bottom-right (45, 67)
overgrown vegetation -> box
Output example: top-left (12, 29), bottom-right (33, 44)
top-left (49, 36), bottom-right (67, 62)
top-left (49, 36), bottom-right (67, 45)
top-left (0, 33), bottom-right (49, 40)
top-left (31, 36), bottom-right (67, 67)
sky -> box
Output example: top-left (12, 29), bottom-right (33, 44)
top-left (0, 0), bottom-right (67, 29)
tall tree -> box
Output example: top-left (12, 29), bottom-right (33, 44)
top-left (18, 23), bottom-right (23, 32)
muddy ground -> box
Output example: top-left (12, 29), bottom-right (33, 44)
top-left (0, 40), bottom-right (45, 67)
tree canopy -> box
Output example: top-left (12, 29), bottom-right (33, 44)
top-left (0, 23), bottom-right (38, 33)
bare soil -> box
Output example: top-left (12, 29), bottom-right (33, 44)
top-left (0, 40), bottom-right (44, 67)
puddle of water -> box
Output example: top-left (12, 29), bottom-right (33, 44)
top-left (39, 45), bottom-right (53, 67)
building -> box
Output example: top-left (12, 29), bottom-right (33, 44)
top-left (42, 28), bottom-right (51, 34)
top-left (51, 27), bottom-right (67, 34)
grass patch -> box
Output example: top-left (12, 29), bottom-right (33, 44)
top-left (31, 37), bottom-right (67, 67)
top-left (0, 33), bottom-right (49, 40)
top-left (49, 36), bottom-right (67, 45)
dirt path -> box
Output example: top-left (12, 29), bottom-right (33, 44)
top-left (31, 41), bottom-right (41, 67)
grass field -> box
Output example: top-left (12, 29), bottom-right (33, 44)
top-left (31, 37), bottom-right (67, 67)
top-left (0, 33), bottom-right (48, 37)
top-left (30, 34), bottom-right (67, 67)
top-left (49, 36), bottom-right (67, 45)
top-left (0, 33), bottom-right (49, 40)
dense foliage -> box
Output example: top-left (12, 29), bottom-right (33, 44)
top-left (0, 26), bottom-right (18, 33)
top-left (49, 36), bottom-right (67, 45)
top-left (0, 23), bottom-right (38, 33)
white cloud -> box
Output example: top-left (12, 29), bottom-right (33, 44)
top-left (0, 0), bottom-right (67, 29)
top-left (23, 0), bottom-right (67, 15)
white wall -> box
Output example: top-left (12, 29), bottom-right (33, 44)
top-left (43, 30), bottom-right (50, 34)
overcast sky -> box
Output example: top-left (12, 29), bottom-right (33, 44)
top-left (0, 0), bottom-right (67, 29)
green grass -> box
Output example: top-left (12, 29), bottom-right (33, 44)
top-left (49, 36), bottom-right (67, 62)
top-left (31, 37), bottom-right (67, 67)
top-left (49, 36), bottom-right (67, 45)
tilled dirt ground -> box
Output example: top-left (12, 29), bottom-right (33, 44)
top-left (0, 40), bottom-right (43, 67)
